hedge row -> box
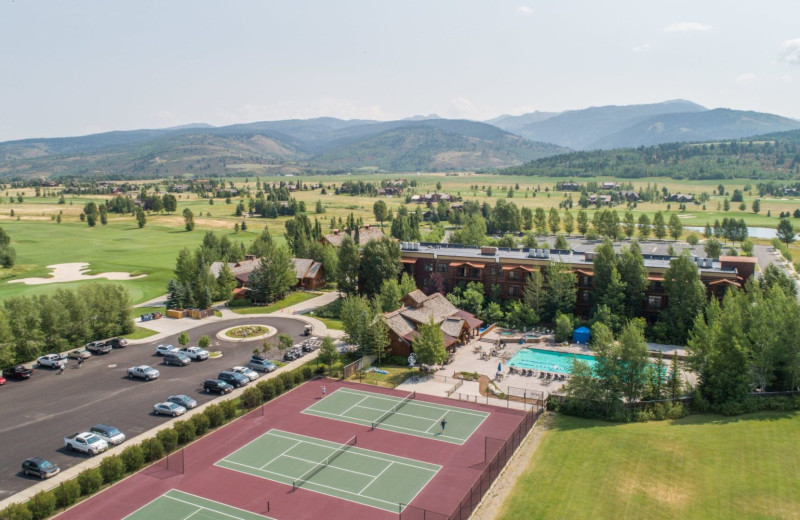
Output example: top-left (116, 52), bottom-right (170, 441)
top-left (0, 365), bottom-right (317, 520)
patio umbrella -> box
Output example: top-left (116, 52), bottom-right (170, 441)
top-left (498, 362), bottom-right (502, 373)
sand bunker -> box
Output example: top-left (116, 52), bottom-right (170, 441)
top-left (9, 263), bottom-right (147, 285)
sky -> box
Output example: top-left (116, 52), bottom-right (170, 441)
top-left (1, 0), bottom-right (799, 142)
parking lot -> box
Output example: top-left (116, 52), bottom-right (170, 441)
top-left (0, 316), bottom-right (308, 501)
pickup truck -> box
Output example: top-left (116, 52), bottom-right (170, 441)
top-left (85, 341), bottom-right (112, 355)
top-left (179, 346), bottom-right (209, 360)
top-left (36, 354), bottom-right (67, 369)
top-left (64, 432), bottom-right (108, 455)
top-left (127, 365), bottom-right (160, 381)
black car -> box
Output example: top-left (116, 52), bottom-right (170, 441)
top-left (106, 337), bottom-right (128, 348)
top-left (21, 457), bottom-right (60, 479)
top-left (217, 371), bottom-right (249, 388)
top-left (283, 350), bottom-right (298, 362)
top-left (3, 365), bottom-right (33, 380)
top-left (203, 379), bottom-right (233, 394)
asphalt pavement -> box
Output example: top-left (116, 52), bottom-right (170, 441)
top-left (0, 316), bottom-right (309, 502)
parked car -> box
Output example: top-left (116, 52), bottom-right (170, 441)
top-left (21, 457), bottom-right (60, 479)
top-left (179, 346), bottom-right (209, 360)
top-left (89, 424), bottom-right (126, 446)
top-left (283, 350), bottom-right (297, 362)
top-left (106, 337), bottom-right (128, 348)
top-left (154, 402), bottom-right (186, 417)
top-left (217, 371), bottom-right (249, 388)
top-left (303, 324), bottom-right (312, 335)
top-left (127, 365), bottom-right (160, 381)
top-left (163, 352), bottom-right (191, 366)
top-left (85, 341), bottom-right (112, 355)
top-left (154, 344), bottom-right (177, 356)
top-left (67, 348), bottom-right (91, 360)
top-left (203, 378), bottom-right (233, 394)
top-left (64, 432), bottom-right (108, 455)
top-left (36, 354), bottom-right (67, 369)
top-left (3, 365), bottom-right (33, 380)
top-left (167, 394), bottom-right (197, 409)
top-left (248, 357), bottom-right (277, 373)
top-left (231, 366), bottom-right (259, 381)
top-left (0, 376), bottom-right (5, 386)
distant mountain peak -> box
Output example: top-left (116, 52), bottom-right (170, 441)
top-left (402, 114), bottom-right (442, 121)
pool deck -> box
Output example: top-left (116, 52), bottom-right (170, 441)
top-left (402, 329), bottom-right (690, 403)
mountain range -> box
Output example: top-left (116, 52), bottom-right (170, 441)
top-left (1, 100), bottom-right (798, 179)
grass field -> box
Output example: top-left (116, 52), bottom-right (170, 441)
top-left (121, 326), bottom-right (159, 340)
top-left (230, 291), bottom-right (320, 315)
top-left (348, 366), bottom-right (420, 388)
top-left (498, 412), bottom-right (800, 520)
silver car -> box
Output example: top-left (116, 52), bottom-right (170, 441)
top-left (154, 402), bottom-right (186, 417)
top-left (167, 394), bottom-right (197, 409)
top-left (231, 366), bottom-right (259, 381)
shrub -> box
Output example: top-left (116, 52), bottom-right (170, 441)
top-left (99, 455), bottom-right (125, 483)
top-left (241, 387), bottom-right (262, 410)
top-left (279, 372), bottom-right (294, 390)
top-left (157, 429), bottom-right (179, 453)
top-left (204, 404), bottom-right (225, 428)
top-left (191, 413), bottom-right (210, 436)
top-left (273, 377), bottom-right (285, 395)
top-left (173, 420), bottom-right (196, 445)
top-left (53, 479), bottom-right (81, 509)
top-left (219, 399), bottom-right (237, 420)
top-left (77, 468), bottom-right (103, 496)
top-left (292, 370), bottom-right (304, 385)
top-left (301, 366), bottom-right (313, 380)
top-left (120, 445), bottom-right (145, 473)
top-left (227, 298), bottom-right (252, 308)
top-left (256, 380), bottom-right (276, 402)
top-left (0, 502), bottom-right (32, 520)
top-left (26, 491), bottom-right (54, 520)
top-left (140, 438), bottom-right (165, 463)
top-left (314, 365), bottom-right (326, 375)
top-left (381, 355), bottom-right (408, 366)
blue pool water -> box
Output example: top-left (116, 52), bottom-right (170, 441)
top-left (507, 348), bottom-right (597, 374)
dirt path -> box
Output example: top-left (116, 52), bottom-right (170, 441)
top-left (470, 412), bottom-right (554, 520)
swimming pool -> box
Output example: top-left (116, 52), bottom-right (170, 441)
top-left (507, 348), bottom-right (596, 374)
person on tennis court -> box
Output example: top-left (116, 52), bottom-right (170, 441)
top-left (441, 417), bottom-right (447, 433)
top-left (321, 385), bottom-right (326, 398)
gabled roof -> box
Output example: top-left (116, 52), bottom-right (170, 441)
top-left (384, 292), bottom-right (483, 350)
top-left (323, 227), bottom-right (386, 247)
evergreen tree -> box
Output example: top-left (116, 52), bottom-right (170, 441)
top-left (214, 263), bottom-right (237, 301)
top-left (659, 251), bottom-right (707, 344)
top-left (652, 211), bottom-right (666, 240)
top-left (413, 316), bottom-right (448, 366)
top-left (637, 213), bottom-right (651, 239)
top-left (359, 238), bottom-right (401, 298)
top-left (247, 244), bottom-right (296, 303)
top-left (336, 235), bottom-right (360, 296)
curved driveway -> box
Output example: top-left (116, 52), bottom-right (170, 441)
top-left (0, 316), bottom-right (309, 501)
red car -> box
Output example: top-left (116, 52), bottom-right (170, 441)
top-left (0, 375), bottom-right (6, 386)
top-left (2, 366), bottom-right (33, 380)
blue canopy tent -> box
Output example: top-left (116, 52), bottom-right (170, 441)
top-left (573, 326), bottom-right (590, 345)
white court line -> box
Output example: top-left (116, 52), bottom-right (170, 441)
top-left (303, 408), bottom-right (468, 443)
top-left (339, 395), bottom-right (371, 417)
top-left (357, 461), bottom-right (394, 495)
top-left (260, 441), bottom-right (301, 469)
top-left (280, 453), bottom-right (378, 479)
top-left (265, 430), bottom-right (441, 471)
top-left (336, 387), bottom-right (490, 418)
top-left (163, 495), bottom-right (247, 520)
top-left (425, 411), bottom-right (450, 433)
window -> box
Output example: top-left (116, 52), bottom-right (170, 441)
top-left (648, 296), bottom-right (662, 309)
top-left (470, 268), bottom-right (480, 278)
top-left (581, 291), bottom-right (590, 302)
top-left (508, 285), bottom-right (520, 297)
top-left (508, 270), bottom-right (519, 281)
top-left (489, 267), bottom-right (497, 276)
top-left (457, 268), bottom-right (466, 277)
top-left (424, 262), bottom-right (433, 272)
top-left (438, 263), bottom-right (447, 273)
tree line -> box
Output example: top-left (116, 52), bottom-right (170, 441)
top-left (0, 284), bottom-right (134, 366)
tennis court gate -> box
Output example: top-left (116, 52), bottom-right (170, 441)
top-left (506, 386), bottom-right (545, 412)
top-left (399, 407), bottom-right (537, 520)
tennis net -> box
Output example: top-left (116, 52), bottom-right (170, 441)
top-left (371, 391), bottom-right (416, 430)
top-left (292, 434), bottom-right (357, 491)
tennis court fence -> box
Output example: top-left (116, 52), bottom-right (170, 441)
top-left (399, 407), bottom-right (538, 520)
top-left (342, 355), bottom-right (377, 379)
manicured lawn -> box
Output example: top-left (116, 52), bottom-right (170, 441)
top-left (315, 316), bottom-right (344, 330)
top-left (347, 365), bottom-right (420, 388)
top-left (121, 326), bottom-right (159, 340)
top-left (498, 412), bottom-right (800, 520)
top-left (229, 291), bottom-right (320, 315)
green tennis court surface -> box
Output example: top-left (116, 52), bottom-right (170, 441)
top-left (124, 489), bottom-right (273, 520)
top-left (302, 388), bottom-right (488, 444)
top-left (215, 429), bottom-right (440, 513)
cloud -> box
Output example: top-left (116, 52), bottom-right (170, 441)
top-left (735, 73), bottom-right (758, 83)
top-left (632, 44), bottom-right (651, 53)
top-left (664, 22), bottom-right (712, 33)
top-left (517, 5), bottom-right (533, 14)
top-left (778, 38), bottom-right (800, 65)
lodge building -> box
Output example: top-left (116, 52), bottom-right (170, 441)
top-left (400, 242), bottom-right (757, 320)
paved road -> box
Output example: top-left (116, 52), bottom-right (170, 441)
top-left (0, 317), bottom-right (308, 501)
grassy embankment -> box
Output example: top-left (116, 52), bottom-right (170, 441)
top-left (498, 412), bottom-right (800, 520)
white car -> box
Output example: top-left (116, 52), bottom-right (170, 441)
top-left (36, 354), bottom-right (66, 369)
top-left (154, 344), bottom-right (177, 356)
top-left (231, 366), bottom-right (259, 381)
top-left (127, 365), bottom-right (160, 381)
top-left (179, 346), bottom-right (209, 360)
top-left (154, 402), bottom-right (186, 417)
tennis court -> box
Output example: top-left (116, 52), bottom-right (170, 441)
top-left (216, 429), bottom-right (440, 513)
top-left (124, 489), bottom-right (273, 520)
top-left (302, 387), bottom-right (488, 444)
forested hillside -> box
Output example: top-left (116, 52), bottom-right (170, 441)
top-left (501, 129), bottom-right (800, 180)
